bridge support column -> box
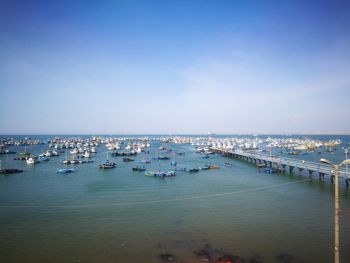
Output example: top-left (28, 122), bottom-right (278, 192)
top-left (307, 170), bottom-right (313, 178)
top-left (319, 172), bottom-right (325, 182)
top-left (289, 166), bottom-right (294, 174)
top-left (331, 175), bottom-right (334, 184)
top-left (281, 164), bottom-right (286, 173)
top-left (298, 168), bottom-right (303, 175)
top-left (345, 178), bottom-right (349, 188)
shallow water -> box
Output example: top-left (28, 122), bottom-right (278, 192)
top-left (1, 135), bottom-right (350, 263)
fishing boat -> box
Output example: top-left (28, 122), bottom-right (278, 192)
top-left (20, 146), bottom-right (30, 157)
top-left (38, 156), bottom-right (49, 162)
top-left (264, 168), bottom-right (274, 174)
top-left (99, 160), bottom-right (116, 169)
top-left (224, 162), bottom-right (232, 167)
top-left (82, 151), bottom-right (91, 158)
top-left (132, 166), bottom-right (146, 172)
top-left (0, 148), bottom-right (16, 154)
top-left (185, 167), bottom-right (200, 173)
top-left (145, 170), bottom-right (176, 177)
top-left (257, 163), bottom-right (266, 168)
top-left (208, 165), bottom-right (220, 169)
top-left (200, 165), bottom-right (210, 170)
top-left (175, 167), bottom-right (186, 171)
top-left (0, 160), bottom-right (23, 174)
top-left (99, 151), bottom-right (116, 169)
top-left (139, 159), bottom-right (151, 164)
top-left (57, 168), bottom-right (75, 174)
top-left (91, 147), bottom-right (97, 153)
top-left (26, 156), bottom-right (38, 164)
top-left (123, 157), bottom-right (134, 162)
top-left (157, 156), bottom-right (170, 160)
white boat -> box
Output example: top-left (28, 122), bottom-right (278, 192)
top-left (26, 157), bottom-right (37, 164)
top-left (83, 151), bottom-right (91, 158)
top-left (91, 147), bottom-right (97, 153)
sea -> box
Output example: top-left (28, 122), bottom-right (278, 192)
top-left (1, 135), bottom-right (350, 263)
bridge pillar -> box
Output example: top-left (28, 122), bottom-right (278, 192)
top-left (281, 164), bottom-right (286, 173)
top-left (307, 170), bottom-right (313, 178)
top-left (319, 172), bottom-right (325, 182)
top-left (345, 178), bottom-right (349, 188)
top-left (289, 166), bottom-right (294, 174)
top-left (268, 161), bottom-right (272, 168)
top-left (331, 175), bottom-right (334, 184)
top-left (298, 168), bottom-right (303, 175)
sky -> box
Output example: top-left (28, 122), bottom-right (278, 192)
top-left (0, 0), bottom-right (350, 135)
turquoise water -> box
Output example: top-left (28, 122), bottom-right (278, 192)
top-left (1, 135), bottom-right (350, 263)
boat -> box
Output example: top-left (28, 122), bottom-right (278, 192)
top-left (157, 156), bottom-right (170, 160)
top-left (82, 151), bottom-right (91, 158)
top-left (20, 151), bottom-right (30, 157)
top-left (224, 162), bottom-right (232, 167)
top-left (38, 156), bottom-right (49, 162)
top-left (26, 156), bottom-right (38, 164)
top-left (175, 167), bottom-right (186, 171)
top-left (185, 167), bottom-right (200, 173)
top-left (208, 165), bottom-right (220, 169)
top-left (171, 161), bottom-right (177, 166)
top-left (91, 147), bottom-right (97, 153)
top-left (145, 170), bottom-right (176, 177)
top-left (139, 159), bottom-right (151, 164)
top-left (57, 168), bottom-right (75, 174)
top-left (0, 148), bottom-right (16, 154)
top-left (123, 157), bottom-right (134, 162)
top-left (0, 160), bottom-right (23, 174)
top-left (99, 151), bottom-right (116, 169)
top-left (99, 160), bottom-right (116, 169)
top-left (145, 171), bottom-right (156, 177)
top-left (164, 171), bottom-right (176, 177)
top-left (200, 165), bottom-right (210, 170)
top-left (264, 168), bottom-right (275, 174)
top-left (132, 166), bottom-right (146, 172)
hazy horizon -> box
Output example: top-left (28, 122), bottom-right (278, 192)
top-left (1, 0), bottom-right (350, 134)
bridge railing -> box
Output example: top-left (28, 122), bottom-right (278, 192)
top-left (213, 148), bottom-right (349, 178)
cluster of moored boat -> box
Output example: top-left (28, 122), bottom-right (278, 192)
top-left (4, 135), bottom-right (342, 177)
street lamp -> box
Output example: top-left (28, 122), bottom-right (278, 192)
top-left (320, 158), bottom-right (350, 263)
top-left (344, 149), bottom-right (349, 176)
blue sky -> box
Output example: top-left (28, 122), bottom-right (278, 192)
top-left (0, 0), bottom-right (349, 134)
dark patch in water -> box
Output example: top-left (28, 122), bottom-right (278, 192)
top-left (157, 243), bottom-right (165, 248)
top-left (248, 254), bottom-right (264, 263)
top-left (193, 243), bottom-right (212, 261)
top-left (215, 254), bottom-right (246, 263)
top-left (159, 252), bottom-right (177, 262)
top-left (276, 253), bottom-right (304, 263)
top-left (174, 238), bottom-right (196, 247)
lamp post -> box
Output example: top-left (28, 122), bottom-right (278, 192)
top-left (320, 158), bottom-right (350, 263)
top-left (345, 149), bottom-right (348, 176)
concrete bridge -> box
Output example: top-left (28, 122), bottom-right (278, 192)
top-left (212, 148), bottom-right (350, 187)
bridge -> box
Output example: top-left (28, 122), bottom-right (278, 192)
top-left (212, 148), bottom-right (350, 187)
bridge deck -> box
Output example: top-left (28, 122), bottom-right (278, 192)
top-left (212, 148), bottom-right (349, 179)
